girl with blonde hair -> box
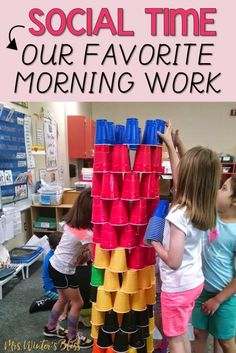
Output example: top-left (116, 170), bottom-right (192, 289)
top-left (152, 134), bottom-right (221, 353)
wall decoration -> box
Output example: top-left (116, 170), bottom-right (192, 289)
top-left (44, 117), bottom-right (58, 171)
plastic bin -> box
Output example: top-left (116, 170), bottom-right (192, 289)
top-left (31, 193), bottom-right (40, 205)
top-left (33, 217), bottom-right (57, 230)
top-left (39, 193), bottom-right (62, 206)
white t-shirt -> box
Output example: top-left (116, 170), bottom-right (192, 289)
top-left (50, 225), bottom-right (93, 275)
top-left (159, 206), bottom-right (204, 293)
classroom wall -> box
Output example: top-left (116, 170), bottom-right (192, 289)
top-left (91, 102), bottom-right (236, 155)
top-left (0, 101), bottom-right (92, 249)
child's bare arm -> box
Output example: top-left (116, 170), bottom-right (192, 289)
top-left (152, 223), bottom-right (185, 270)
top-left (202, 276), bottom-right (236, 315)
top-left (172, 129), bottom-right (186, 158)
top-left (158, 121), bottom-right (179, 193)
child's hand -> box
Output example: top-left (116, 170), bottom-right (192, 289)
top-left (172, 129), bottom-right (181, 148)
top-left (202, 297), bottom-right (221, 316)
top-left (75, 248), bottom-right (90, 266)
top-left (157, 120), bottom-right (174, 148)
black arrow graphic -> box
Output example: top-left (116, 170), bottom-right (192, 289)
top-left (7, 25), bottom-right (25, 50)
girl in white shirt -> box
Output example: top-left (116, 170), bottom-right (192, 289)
top-left (152, 143), bottom-right (221, 353)
top-left (43, 188), bottom-right (93, 349)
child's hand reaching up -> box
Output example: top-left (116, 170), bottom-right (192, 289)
top-left (157, 120), bottom-right (174, 148)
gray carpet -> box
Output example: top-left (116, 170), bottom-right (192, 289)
top-left (0, 261), bottom-right (91, 353)
top-left (0, 261), bottom-right (214, 353)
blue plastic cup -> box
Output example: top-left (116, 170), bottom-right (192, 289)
top-left (142, 120), bottom-right (157, 146)
top-left (156, 119), bottom-right (166, 145)
top-left (95, 119), bottom-right (109, 144)
top-left (115, 124), bottom-right (125, 144)
top-left (107, 121), bottom-right (115, 145)
top-left (144, 216), bottom-right (166, 244)
top-left (152, 199), bottom-right (169, 219)
top-left (124, 118), bottom-right (140, 145)
top-left (129, 127), bottom-right (141, 150)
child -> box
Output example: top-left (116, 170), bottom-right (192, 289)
top-left (151, 129), bottom-right (221, 353)
top-left (43, 188), bottom-right (93, 349)
top-left (42, 232), bottom-right (61, 302)
top-left (192, 176), bottom-right (236, 353)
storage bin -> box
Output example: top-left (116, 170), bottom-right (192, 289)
top-left (33, 217), bottom-right (57, 230)
top-left (31, 193), bottom-right (40, 205)
top-left (39, 193), bottom-right (62, 206)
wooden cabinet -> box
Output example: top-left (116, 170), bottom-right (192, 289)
top-left (30, 204), bottom-right (71, 235)
top-left (30, 190), bottom-right (80, 236)
top-left (68, 115), bottom-right (95, 159)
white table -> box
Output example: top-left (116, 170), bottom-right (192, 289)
top-left (20, 250), bottom-right (44, 279)
top-left (0, 264), bottom-right (25, 300)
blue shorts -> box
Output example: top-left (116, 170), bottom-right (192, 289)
top-left (192, 288), bottom-right (236, 339)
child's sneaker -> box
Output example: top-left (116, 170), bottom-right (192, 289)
top-left (77, 333), bottom-right (93, 348)
top-left (43, 324), bottom-right (67, 338)
top-left (63, 333), bottom-right (93, 349)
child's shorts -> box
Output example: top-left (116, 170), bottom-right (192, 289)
top-left (192, 288), bottom-right (236, 340)
top-left (161, 283), bottom-right (203, 337)
top-left (49, 263), bottom-right (80, 289)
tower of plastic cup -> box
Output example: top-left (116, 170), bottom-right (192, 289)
top-left (91, 118), bottom-right (167, 353)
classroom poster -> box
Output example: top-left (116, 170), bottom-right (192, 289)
top-left (0, 1), bottom-right (236, 353)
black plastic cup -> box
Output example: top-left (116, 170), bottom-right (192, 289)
top-left (137, 341), bottom-right (147, 353)
top-left (120, 310), bottom-right (137, 334)
top-left (113, 329), bottom-right (129, 352)
top-left (136, 309), bottom-right (149, 327)
top-left (141, 326), bottom-right (150, 339)
top-left (129, 328), bottom-right (145, 349)
top-left (147, 305), bottom-right (154, 318)
top-left (103, 310), bottom-right (119, 333)
top-left (97, 327), bottom-right (113, 349)
top-left (90, 285), bottom-right (98, 303)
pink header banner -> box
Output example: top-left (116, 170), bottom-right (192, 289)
top-left (0, 0), bottom-right (235, 101)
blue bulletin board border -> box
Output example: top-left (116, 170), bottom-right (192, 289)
top-left (0, 105), bottom-right (28, 205)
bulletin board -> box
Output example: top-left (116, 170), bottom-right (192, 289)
top-left (0, 105), bottom-right (28, 205)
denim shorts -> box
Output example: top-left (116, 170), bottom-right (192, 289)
top-left (192, 288), bottom-right (236, 339)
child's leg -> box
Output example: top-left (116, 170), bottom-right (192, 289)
top-left (218, 338), bottom-right (236, 353)
top-left (193, 328), bottom-right (209, 353)
top-left (63, 287), bottom-right (84, 339)
top-left (47, 289), bottom-right (67, 329)
top-left (214, 338), bottom-right (223, 353)
top-left (168, 333), bottom-right (190, 353)
top-left (58, 302), bottom-right (70, 322)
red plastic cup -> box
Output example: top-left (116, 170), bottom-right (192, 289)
top-left (146, 198), bottom-right (159, 219)
top-left (92, 173), bottom-right (103, 197)
top-left (93, 145), bottom-right (111, 172)
top-left (93, 224), bottom-right (102, 243)
top-left (130, 199), bottom-right (148, 225)
top-left (109, 199), bottom-right (129, 226)
top-left (100, 223), bottom-right (118, 250)
top-left (117, 173), bottom-right (123, 195)
top-left (137, 225), bottom-right (148, 248)
top-left (145, 247), bottom-right (156, 266)
top-left (140, 173), bottom-right (160, 199)
top-left (151, 146), bottom-right (164, 173)
top-left (101, 172), bottom-right (120, 200)
top-left (133, 145), bottom-right (152, 173)
top-left (127, 246), bottom-right (145, 269)
top-left (91, 243), bottom-right (96, 261)
top-left (119, 224), bottom-right (138, 249)
top-left (92, 198), bottom-right (109, 224)
top-left (111, 145), bottom-right (131, 173)
top-left (121, 172), bottom-right (140, 200)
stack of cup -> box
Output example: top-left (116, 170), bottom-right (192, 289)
top-left (91, 117), bottom-right (168, 353)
